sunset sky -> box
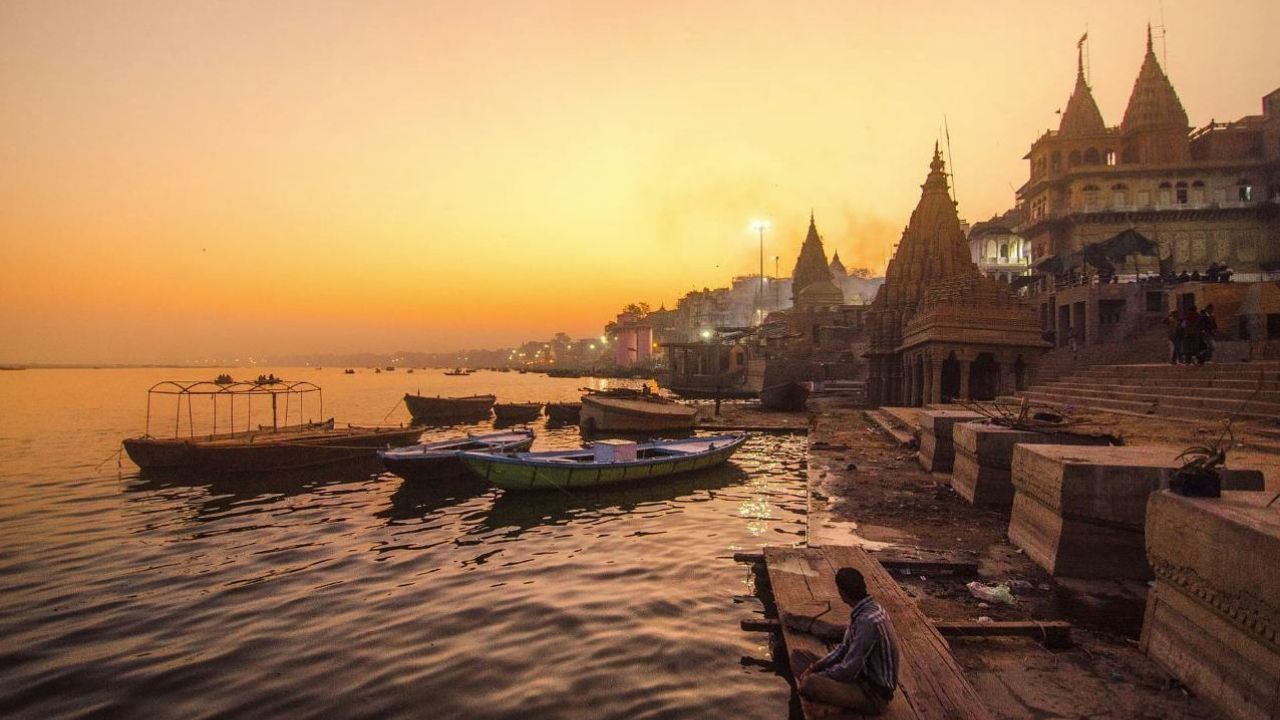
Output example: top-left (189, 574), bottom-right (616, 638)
top-left (2, 1), bottom-right (1278, 363)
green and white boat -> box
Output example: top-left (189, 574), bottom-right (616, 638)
top-left (459, 433), bottom-right (748, 491)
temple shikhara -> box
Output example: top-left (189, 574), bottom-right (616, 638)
top-left (864, 147), bottom-right (1045, 406)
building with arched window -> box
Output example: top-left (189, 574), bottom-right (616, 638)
top-left (967, 208), bottom-right (1031, 284)
top-left (1015, 28), bottom-right (1280, 280)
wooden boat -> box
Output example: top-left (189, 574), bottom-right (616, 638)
top-left (545, 402), bottom-right (582, 424)
top-left (443, 368), bottom-right (471, 376)
top-left (379, 429), bottom-right (535, 481)
top-left (579, 390), bottom-right (697, 434)
top-left (493, 402), bottom-right (543, 423)
top-left (404, 393), bottom-right (496, 425)
top-left (460, 433), bottom-right (747, 491)
top-left (122, 380), bottom-right (423, 473)
top-left (759, 381), bottom-right (810, 412)
top-left (125, 424), bottom-right (423, 473)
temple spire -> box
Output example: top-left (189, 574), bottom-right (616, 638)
top-left (1147, 22), bottom-right (1154, 54)
top-left (1059, 38), bottom-right (1107, 136)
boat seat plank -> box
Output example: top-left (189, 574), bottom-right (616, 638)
top-left (764, 546), bottom-right (994, 720)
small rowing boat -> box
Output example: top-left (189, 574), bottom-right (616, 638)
top-left (460, 433), bottom-right (747, 491)
top-left (404, 393), bottom-right (496, 425)
top-left (545, 402), bottom-right (582, 424)
top-left (493, 402), bottom-right (543, 423)
top-left (379, 429), bottom-right (535, 481)
top-left (579, 390), bottom-right (697, 434)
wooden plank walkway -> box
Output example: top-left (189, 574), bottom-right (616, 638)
top-left (764, 545), bottom-right (994, 720)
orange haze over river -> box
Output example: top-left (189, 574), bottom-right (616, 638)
top-left (2, 1), bottom-right (1278, 364)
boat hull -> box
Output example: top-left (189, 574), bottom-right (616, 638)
top-left (124, 426), bottom-right (424, 474)
top-left (545, 403), bottom-right (582, 424)
top-left (493, 404), bottom-right (543, 423)
top-left (404, 393), bottom-right (496, 425)
top-left (379, 432), bottom-right (535, 481)
top-left (462, 434), bottom-right (746, 491)
top-left (579, 395), bottom-right (697, 434)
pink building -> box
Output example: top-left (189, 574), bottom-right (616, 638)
top-left (612, 312), bottom-right (654, 366)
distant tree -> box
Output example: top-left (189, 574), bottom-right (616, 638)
top-left (552, 332), bottom-right (572, 346)
top-left (621, 302), bottom-right (651, 317)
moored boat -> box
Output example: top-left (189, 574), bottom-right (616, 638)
top-left (443, 368), bottom-right (472, 376)
top-left (579, 390), bottom-right (697, 434)
top-left (404, 393), bottom-right (496, 425)
top-left (122, 379), bottom-right (423, 473)
top-left (460, 433), bottom-right (747, 491)
top-left (493, 402), bottom-right (543, 423)
top-left (545, 402), bottom-right (582, 424)
top-left (379, 429), bottom-right (535, 481)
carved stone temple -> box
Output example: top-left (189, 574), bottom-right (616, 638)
top-left (865, 147), bottom-right (1048, 406)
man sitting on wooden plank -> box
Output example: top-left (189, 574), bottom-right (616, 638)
top-left (796, 568), bottom-right (900, 715)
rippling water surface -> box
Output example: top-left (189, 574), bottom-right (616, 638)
top-left (0, 368), bottom-right (807, 719)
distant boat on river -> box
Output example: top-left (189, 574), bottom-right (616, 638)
top-left (443, 368), bottom-right (472, 376)
top-left (460, 433), bottom-right (747, 491)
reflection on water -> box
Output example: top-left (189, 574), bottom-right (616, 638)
top-left (0, 369), bottom-right (809, 720)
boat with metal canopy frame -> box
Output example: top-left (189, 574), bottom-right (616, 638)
top-left (122, 378), bottom-right (422, 473)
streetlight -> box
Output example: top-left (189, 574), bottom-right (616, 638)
top-left (749, 220), bottom-right (770, 324)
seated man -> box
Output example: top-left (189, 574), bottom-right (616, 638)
top-left (796, 568), bottom-right (900, 715)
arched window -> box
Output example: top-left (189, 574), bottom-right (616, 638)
top-left (1051, 151), bottom-right (1062, 171)
top-left (1105, 149), bottom-right (1117, 166)
top-left (1110, 183), bottom-right (1129, 208)
top-left (1175, 181), bottom-right (1188, 205)
top-left (1158, 181), bottom-right (1173, 206)
top-left (999, 243), bottom-right (1009, 259)
top-left (1084, 148), bottom-right (1101, 165)
top-left (1068, 150), bottom-right (1082, 166)
top-left (1082, 184), bottom-right (1100, 210)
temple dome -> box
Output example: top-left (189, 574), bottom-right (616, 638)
top-left (1059, 47), bottom-right (1107, 136)
top-left (829, 251), bottom-right (848, 280)
top-left (1121, 27), bottom-right (1189, 134)
top-left (790, 211), bottom-right (833, 306)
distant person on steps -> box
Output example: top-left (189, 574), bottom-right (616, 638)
top-left (796, 568), bottom-right (900, 715)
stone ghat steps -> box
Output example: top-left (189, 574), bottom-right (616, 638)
top-left (1008, 386), bottom-right (1280, 420)
top-left (1045, 379), bottom-right (1280, 404)
top-left (1073, 361), bottom-right (1280, 381)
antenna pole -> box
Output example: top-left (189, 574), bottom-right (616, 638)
top-left (944, 115), bottom-right (957, 204)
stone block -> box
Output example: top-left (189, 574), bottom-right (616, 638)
top-left (1007, 445), bottom-right (1265, 579)
top-left (1141, 490), bottom-right (1280, 720)
top-left (916, 410), bottom-right (985, 472)
top-left (950, 423), bottom-right (1112, 508)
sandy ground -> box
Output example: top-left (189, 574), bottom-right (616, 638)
top-left (803, 395), bottom-right (1231, 720)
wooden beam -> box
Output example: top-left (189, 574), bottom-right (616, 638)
top-left (741, 618), bottom-right (781, 633)
top-left (734, 551), bottom-right (765, 564)
top-left (933, 620), bottom-right (1072, 649)
top-left (878, 557), bottom-right (979, 576)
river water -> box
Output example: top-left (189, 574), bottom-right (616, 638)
top-left (0, 368), bottom-right (807, 719)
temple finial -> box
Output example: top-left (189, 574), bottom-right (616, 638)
top-left (1147, 23), bottom-right (1154, 53)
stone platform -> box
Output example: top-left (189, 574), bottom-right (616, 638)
top-left (1141, 490), bottom-right (1280, 720)
top-left (917, 410), bottom-right (985, 472)
top-left (1008, 445), bottom-right (1266, 579)
top-left (951, 423), bottom-right (1113, 507)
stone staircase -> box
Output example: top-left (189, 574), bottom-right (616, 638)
top-left (1004, 361), bottom-right (1280, 423)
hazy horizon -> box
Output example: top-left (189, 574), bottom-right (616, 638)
top-left (4, 1), bottom-right (1279, 364)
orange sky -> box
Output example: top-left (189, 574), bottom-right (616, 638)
top-left (2, 1), bottom-right (1278, 363)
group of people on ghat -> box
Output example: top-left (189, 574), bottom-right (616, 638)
top-left (1165, 303), bottom-right (1219, 365)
